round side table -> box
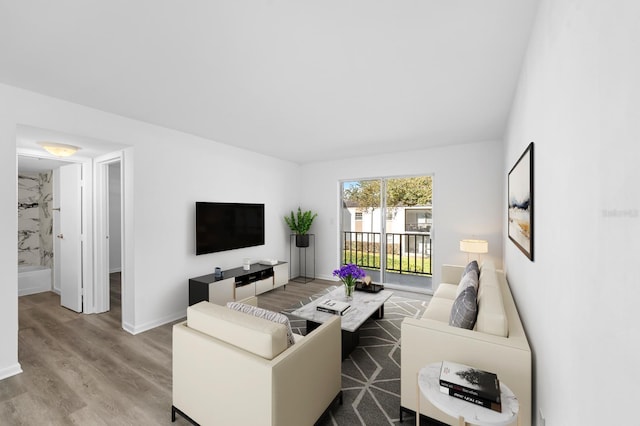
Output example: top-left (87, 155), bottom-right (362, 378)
top-left (416, 362), bottom-right (519, 426)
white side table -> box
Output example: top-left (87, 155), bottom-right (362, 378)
top-left (416, 362), bottom-right (519, 426)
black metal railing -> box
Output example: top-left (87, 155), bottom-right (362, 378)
top-left (342, 231), bottom-right (432, 275)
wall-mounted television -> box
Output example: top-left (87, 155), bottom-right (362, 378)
top-left (195, 202), bottom-right (265, 255)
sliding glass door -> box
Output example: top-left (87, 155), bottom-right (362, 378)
top-left (340, 175), bottom-right (432, 288)
top-left (341, 179), bottom-right (383, 281)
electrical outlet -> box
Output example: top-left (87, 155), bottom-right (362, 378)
top-left (539, 409), bottom-right (546, 426)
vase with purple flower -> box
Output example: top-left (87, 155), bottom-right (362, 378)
top-left (332, 263), bottom-right (365, 301)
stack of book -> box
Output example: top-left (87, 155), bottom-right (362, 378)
top-left (439, 361), bottom-right (502, 412)
top-left (316, 299), bottom-right (351, 316)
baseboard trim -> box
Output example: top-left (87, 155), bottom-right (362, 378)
top-left (123, 309), bottom-right (186, 335)
top-left (0, 363), bottom-right (23, 381)
top-left (18, 286), bottom-right (50, 297)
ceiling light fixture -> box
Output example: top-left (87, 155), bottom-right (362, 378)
top-left (38, 142), bottom-right (80, 157)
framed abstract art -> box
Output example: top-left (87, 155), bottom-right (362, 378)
top-left (508, 142), bottom-right (534, 260)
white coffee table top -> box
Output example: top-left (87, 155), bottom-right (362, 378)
top-left (290, 286), bottom-right (393, 332)
top-left (418, 363), bottom-right (519, 426)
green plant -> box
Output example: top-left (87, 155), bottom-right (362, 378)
top-left (284, 207), bottom-right (318, 235)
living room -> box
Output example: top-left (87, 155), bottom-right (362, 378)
top-left (1, 1), bottom-right (638, 425)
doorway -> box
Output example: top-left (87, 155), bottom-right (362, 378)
top-left (17, 154), bottom-right (90, 310)
top-left (92, 152), bottom-right (125, 321)
top-left (16, 155), bottom-right (130, 330)
top-left (102, 160), bottom-right (123, 322)
top-left (17, 152), bottom-right (126, 317)
top-left (340, 175), bottom-right (433, 292)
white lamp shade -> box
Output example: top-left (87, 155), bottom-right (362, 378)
top-left (459, 239), bottom-right (488, 254)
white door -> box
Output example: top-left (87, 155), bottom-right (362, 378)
top-left (58, 163), bottom-right (83, 312)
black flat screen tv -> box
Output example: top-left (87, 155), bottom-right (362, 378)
top-left (195, 202), bottom-right (265, 255)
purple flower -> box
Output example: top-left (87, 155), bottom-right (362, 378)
top-left (332, 263), bottom-right (366, 287)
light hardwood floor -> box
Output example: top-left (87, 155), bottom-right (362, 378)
top-left (1, 275), bottom-right (428, 425)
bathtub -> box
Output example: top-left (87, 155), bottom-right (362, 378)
top-left (18, 265), bottom-right (52, 296)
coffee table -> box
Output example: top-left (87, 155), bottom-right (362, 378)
top-left (289, 286), bottom-right (393, 359)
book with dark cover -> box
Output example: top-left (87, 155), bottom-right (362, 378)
top-left (316, 299), bottom-right (351, 315)
top-left (439, 361), bottom-right (501, 404)
top-left (439, 386), bottom-right (502, 412)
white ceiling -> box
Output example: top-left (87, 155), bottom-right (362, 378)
top-left (0, 0), bottom-right (539, 165)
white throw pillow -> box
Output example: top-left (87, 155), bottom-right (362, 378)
top-left (226, 302), bottom-right (295, 347)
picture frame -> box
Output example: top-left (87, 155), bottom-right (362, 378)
top-left (508, 142), bottom-right (534, 260)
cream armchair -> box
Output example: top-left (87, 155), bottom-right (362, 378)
top-left (172, 300), bottom-right (342, 426)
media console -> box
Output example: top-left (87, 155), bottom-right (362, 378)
top-left (188, 261), bottom-right (288, 306)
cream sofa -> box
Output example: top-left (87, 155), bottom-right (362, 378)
top-left (173, 299), bottom-right (342, 426)
top-left (400, 261), bottom-right (532, 426)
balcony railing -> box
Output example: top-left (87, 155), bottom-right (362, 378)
top-left (342, 231), bottom-right (432, 275)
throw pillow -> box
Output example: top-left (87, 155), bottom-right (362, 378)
top-left (449, 286), bottom-right (478, 330)
top-left (226, 302), bottom-right (295, 347)
top-left (456, 269), bottom-right (479, 297)
top-left (463, 260), bottom-right (480, 277)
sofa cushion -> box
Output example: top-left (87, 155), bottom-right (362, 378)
top-left (449, 286), bottom-right (478, 329)
top-left (187, 301), bottom-right (288, 360)
top-left (479, 258), bottom-right (496, 281)
top-left (433, 283), bottom-right (458, 300)
top-left (476, 268), bottom-right (508, 337)
top-left (226, 302), bottom-right (295, 347)
top-left (422, 297), bottom-right (455, 322)
top-left (456, 269), bottom-right (479, 297)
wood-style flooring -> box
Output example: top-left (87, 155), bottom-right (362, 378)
top-left (0, 274), bottom-right (429, 425)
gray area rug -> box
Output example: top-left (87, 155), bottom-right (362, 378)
top-left (283, 287), bottom-right (430, 426)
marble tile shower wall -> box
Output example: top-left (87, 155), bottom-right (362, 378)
top-left (18, 172), bottom-right (53, 268)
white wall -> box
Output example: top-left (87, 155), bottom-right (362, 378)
top-left (0, 117), bottom-right (20, 379)
top-left (300, 140), bottom-right (504, 285)
top-left (504, 1), bottom-right (640, 424)
top-left (0, 83), bottom-right (300, 378)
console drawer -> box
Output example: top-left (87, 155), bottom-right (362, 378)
top-left (235, 282), bottom-right (255, 300)
top-left (209, 278), bottom-right (234, 305)
top-left (255, 277), bottom-right (274, 295)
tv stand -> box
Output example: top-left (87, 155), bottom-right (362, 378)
top-left (188, 261), bottom-right (288, 306)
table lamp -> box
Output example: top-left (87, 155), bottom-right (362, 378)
top-left (459, 239), bottom-right (488, 263)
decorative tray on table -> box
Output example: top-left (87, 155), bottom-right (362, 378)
top-left (355, 276), bottom-right (385, 293)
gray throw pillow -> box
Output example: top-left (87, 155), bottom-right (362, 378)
top-left (226, 302), bottom-right (295, 347)
top-left (456, 269), bottom-right (479, 297)
top-left (449, 286), bottom-right (478, 329)
top-left (463, 260), bottom-right (480, 277)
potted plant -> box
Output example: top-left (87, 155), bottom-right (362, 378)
top-left (284, 207), bottom-right (318, 247)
